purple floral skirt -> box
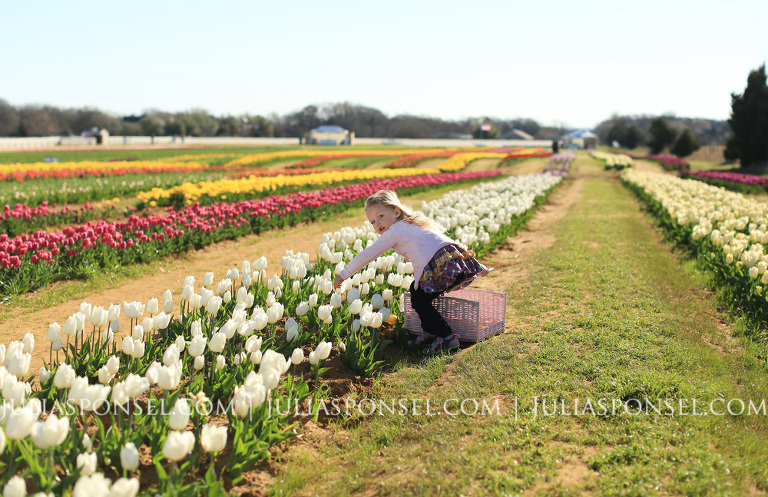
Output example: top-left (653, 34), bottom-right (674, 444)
top-left (419, 244), bottom-right (490, 294)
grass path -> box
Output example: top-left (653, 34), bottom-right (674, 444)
top-left (266, 154), bottom-right (768, 496)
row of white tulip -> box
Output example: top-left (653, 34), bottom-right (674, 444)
top-left (621, 169), bottom-right (768, 318)
top-left (592, 151), bottom-right (633, 169)
top-left (416, 173), bottom-right (562, 248)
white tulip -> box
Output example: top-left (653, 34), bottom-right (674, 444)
top-left (314, 342), bottom-right (332, 361)
top-left (180, 285), bottom-right (193, 301)
top-left (74, 312), bottom-right (86, 332)
top-left (155, 312), bottom-right (171, 330)
top-left (82, 433), bottom-right (92, 452)
top-left (76, 451), bottom-right (98, 476)
top-left (3, 476), bottom-right (26, 497)
top-left (199, 287), bottom-right (213, 307)
top-left (193, 356), bottom-right (205, 371)
top-left (140, 317), bottom-right (153, 333)
top-left (219, 319), bottom-right (236, 339)
top-left (188, 335), bottom-right (206, 357)
top-left (131, 340), bottom-right (145, 359)
top-left (46, 323), bottom-right (61, 343)
top-left (285, 318), bottom-right (299, 342)
top-left (79, 302), bottom-right (92, 321)
top-left (347, 287), bottom-right (361, 302)
top-left (111, 382), bottom-right (129, 407)
top-left (39, 366), bottom-right (51, 384)
top-left (30, 413), bottom-right (69, 449)
top-left (54, 363), bottom-right (76, 389)
top-left (371, 293), bottom-right (385, 309)
top-left (201, 424), bottom-right (227, 453)
top-left (251, 308), bottom-right (268, 331)
top-left (162, 289), bottom-right (173, 302)
top-left (146, 298), bottom-right (159, 316)
top-left (105, 355), bottom-right (119, 375)
top-left (144, 362), bottom-right (161, 385)
top-left (5, 406), bottom-right (37, 440)
top-left (156, 364), bottom-right (180, 391)
top-left (162, 430), bottom-right (195, 462)
top-left (21, 333), bottom-right (34, 354)
top-left (164, 300), bottom-right (174, 313)
top-left (7, 352), bottom-right (31, 378)
top-left (131, 325), bottom-right (144, 341)
top-left (121, 337), bottom-right (134, 356)
top-left (266, 303), bottom-right (284, 324)
top-left (253, 256), bottom-right (268, 271)
top-left (209, 332), bottom-right (226, 353)
top-left (97, 366), bottom-right (113, 385)
top-left (250, 350), bottom-right (262, 365)
top-left (169, 399), bottom-right (191, 431)
top-left (317, 305), bottom-right (333, 323)
top-left (382, 288), bottom-right (393, 301)
top-left (295, 301), bottom-right (309, 316)
top-left (216, 355), bottom-right (225, 371)
top-left (123, 301), bottom-right (144, 319)
top-left (348, 299), bottom-right (362, 315)
top-left (290, 348), bottom-right (304, 365)
top-left (63, 316), bottom-right (77, 337)
top-left (245, 336), bottom-right (262, 353)
top-left (202, 271), bottom-right (214, 287)
top-left (189, 293), bottom-right (202, 310)
top-left (163, 344), bottom-right (180, 367)
top-left (110, 478), bottom-right (139, 497)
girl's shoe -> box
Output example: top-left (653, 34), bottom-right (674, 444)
top-left (422, 334), bottom-right (460, 355)
top-left (408, 331), bottom-right (437, 347)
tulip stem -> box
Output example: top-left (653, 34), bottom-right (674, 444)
top-left (47, 448), bottom-right (55, 490)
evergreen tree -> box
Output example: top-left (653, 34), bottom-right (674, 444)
top-left (671, 128), bottom-right (700, 158)
top-left (725, 64), bottom-right (768, 167)
top-left (648, 117), bottom-right (677, 154)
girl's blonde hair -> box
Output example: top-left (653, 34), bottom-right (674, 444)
top-left (364, 190), bottom-right (444, 232)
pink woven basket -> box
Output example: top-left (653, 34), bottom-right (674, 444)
top-left (403, 288), bottom-right (506, 342)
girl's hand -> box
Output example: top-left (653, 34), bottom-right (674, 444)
top-left (333, 275), bottom-right (344, 289)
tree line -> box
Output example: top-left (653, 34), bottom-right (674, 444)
top-left (0, 99), bottom-right (555, 141)
top-left (593, 64), bottom-right (767, 166)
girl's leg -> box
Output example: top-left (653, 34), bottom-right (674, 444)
top-left (409, 282), bottom-right (452, 338)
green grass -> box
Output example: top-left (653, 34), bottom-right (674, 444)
top-left (268, 155), bottom-right (768, 496)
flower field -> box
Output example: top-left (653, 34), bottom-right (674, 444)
top-left (621, 168), bottom-right (768, 323)
top-left (0, 167), bottom-right (561, 496)
top-left (2, 147), bottom-right (768, 495)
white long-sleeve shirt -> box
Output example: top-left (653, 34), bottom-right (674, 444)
top-left (338, 220), bottom-right (455, 289)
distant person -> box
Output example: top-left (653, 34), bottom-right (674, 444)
top-left (334, 190), bottom-right (491, 354)
top-left (552, 139), bottom-right (559, 153)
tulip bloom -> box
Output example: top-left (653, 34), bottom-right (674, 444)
top-left (30, 413), bottom-right (69, 449)
top-left (162, 430), bottom-right (195, 462)
top-left (201, 423), bottom-right (227, 453)
top-left (290, 348), bottom-right (304, 365)
top-left (169, 399), bottom-right (191, 431)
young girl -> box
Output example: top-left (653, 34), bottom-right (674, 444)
top-left (333, 189), bottom-right (491, 354)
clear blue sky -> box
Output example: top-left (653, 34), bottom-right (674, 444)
top-left (2, 0), bottom-right (766, 129)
